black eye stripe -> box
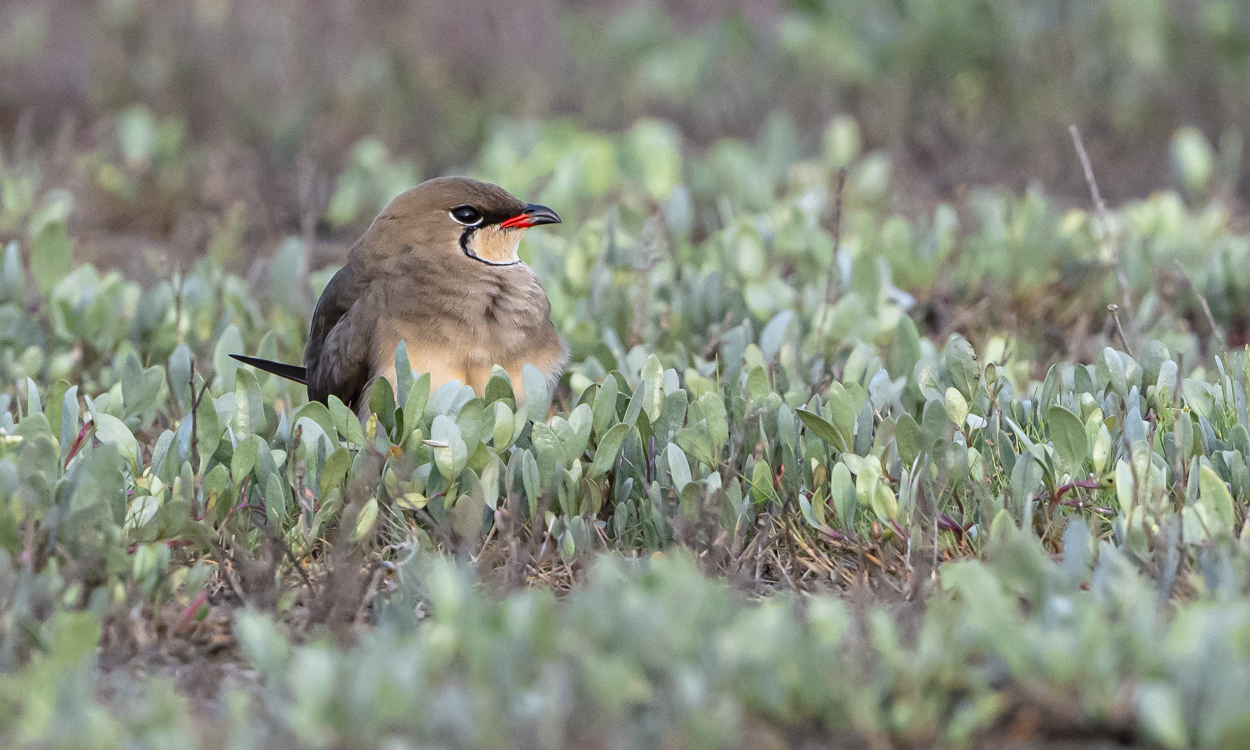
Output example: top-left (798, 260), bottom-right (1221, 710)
top-left (450, 204), bottom-right (529, 227)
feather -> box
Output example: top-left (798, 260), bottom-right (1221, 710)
top-left (230, 354), bottom-right (307, 385)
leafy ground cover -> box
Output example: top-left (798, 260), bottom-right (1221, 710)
top-left (3, 2), bottom-right (1250, 747)
top-left (1, 113), bottom-right (1250, 747)
top-left (3, 0), bottom-right (1250, 244)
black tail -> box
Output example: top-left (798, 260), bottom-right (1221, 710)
top-left (230, 354), bottom-right (308, 385)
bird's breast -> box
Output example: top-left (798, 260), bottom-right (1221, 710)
top-left (371, 266), bottom-right (566, 401)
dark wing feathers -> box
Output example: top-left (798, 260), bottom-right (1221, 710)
top-left (304, 264), bottom-right (362, 371)
top-left (307, 299), bottom-right (374, 409)
top-left (304, 265), bottom-right (376, 409)
top-left (232, 264), bottom-right (376, 409)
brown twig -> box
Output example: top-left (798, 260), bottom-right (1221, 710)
top-left (221, 561), bottom-right (248, 606)
top-left (630, 217), bottom-right (663, 348)
top-left (1172, 261), bottom-right (1224, 351)
top-left (269, 524), bottom-right (316, 594)
top-left (353, 563), bottom-right (387, 625)
top-left (1070, 125), bottom-right (1136, 355)
top-left (825, 166), bottom-right (849, 306)
top-left (1107, 304), bottom-right (1132, 354)
top-left (188, 357), bottom-right (200, 474)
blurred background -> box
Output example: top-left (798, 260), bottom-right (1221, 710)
top-left (3, 0), bottom-right (1249, 241)
top-left (1, 0), bottom-right (1250, 371)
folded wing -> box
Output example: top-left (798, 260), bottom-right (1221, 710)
top-left (304, 266), bottom-right (377, 410)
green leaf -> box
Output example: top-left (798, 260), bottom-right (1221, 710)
top-left (590, 423), bottom-right (631, 478)
top-left (168, 344), bottom-right (193, 410)
top-left (396, 492), bottom-right (427, 511)
top-left (350, 498), bottom-right (379, 541)
top-left (894, 413), bottom-right (922, 468)
top-left (830, 462), bottom-right (855, 528)
top-left (1198, 463), bottom-right (1235, 532)
top-left (431, 415), bottom-right (468, 479)
top-left (292, 401), bottom-right (337, 444)
top-left (392, 343), bottom-right (414, 408)
top-left (52, 382), bottom-right (78, 452)
top-left (22, 377), bottom-right (40, 419)
top-left (530, 422), bottom-right (562, 487)
top-left (492, 401), bottom-right (516, 452)
top-left (264, 473), bottom-right (288, 524)
top-left (798, 408), bottom-right (850, 452)
top-left (759, 310), bottom-right (794, 361)
top-left (523, 363), bottom-right (551, 423)
top-left (212, 324), bottom-right (244, 393)
top-left (1135, 683), bottom-right (1187, 750)
top-left (593, 374), bottom-right (619, 438)
top-left (1098, 347), bottom-right (1128, 398)
top-left (29, 216), bottom-right (72, 297)
top-left (944, 387), bottom-right (968, 428)
top-left (369, 376), bottom-right (397, 436)
top-left (699, 392), bottom-right (729, 451)
top-left (871, 481), bottom-right (898, 522)
top-left (329, 396), bottom-right (366, 446)
top-left (640, 355), bottom-right (665, 423)
top-left (451, 491), bottom-right (484, 540)
top-left (231, 434), bottom-right (260, 481)
top-left (622, 376), bottom-right (646, 427)
top-left (120, 352), bottom-right (145, 416)
top-left (855, 460), bottom-right (881, 508)
top-left (403, 372), bottom-right (431, 437)
top-left (93, 413), bottom-right (138, 466)
top-left (550, 416), bottom-right (584, 464)
top-left (480, 455), bottom-right (502, 510)
top-left (945, 335), bottom-right (978, 400)
top-left (319, 447), bottom-right (351, 498)
top-left (826, 386), bottom-right (858, 448)
top-left (745, 365), bottom-right (769, 402)
top-left (1046, 404), bottom-right (1088, 476)
top-left (666, 442), bottom-right (691, 491)
top-left (749, 459), bottom-right (773, 504)
top-left (888, 315), bottom-right (922, 379)
top-left (484, 366), bottom-right (514, 405)
top-left (0, 241), bottom-right (23, 302)
top-left (234, 368), bottom-right (266, 436)
top-left (522, 449), bottom-right (540, 515)
top-left (194, 392), bottom-right (221, 473)
top-left (799, 492), bottom-right (824, 531)
top-left (455, 399), bottom-right (493, 452)
top-left (675, 425), bottom-right (715, 466)
top-left (567, 403), bottom-right (593, 457)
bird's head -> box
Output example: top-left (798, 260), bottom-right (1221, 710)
top-left (361, 176), bottom-right (560, 267)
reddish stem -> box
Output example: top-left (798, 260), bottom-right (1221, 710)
top-left (177, 588), bottom-right (210, 628)
top-left (63, 421), bottom-right (93, 469)
top-left (938, 513), bottom-right (971, 540)
top-left (1049, 478), bottom-right (1105, 514)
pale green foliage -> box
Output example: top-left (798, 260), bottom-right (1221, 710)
top-left (3, 62), bottom-right (1250, 750)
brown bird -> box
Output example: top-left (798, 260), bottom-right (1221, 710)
top-left (232, 176), bottom-right (567, 414)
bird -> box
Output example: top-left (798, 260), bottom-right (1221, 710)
top-left (231, 176), bottom-right (567, 416)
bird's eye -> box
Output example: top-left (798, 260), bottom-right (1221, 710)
top-left (449, 205), bottom-right (483, 226)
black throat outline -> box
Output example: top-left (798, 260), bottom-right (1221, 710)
top-left (459, 227), bottom-right (522, 267)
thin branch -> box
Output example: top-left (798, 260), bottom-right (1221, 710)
top-left (189, 357), bottom-right (200, 477)
top-left (825, 166), bottom-right (849, 306)
top-left (1173, 261), bottom-right (1224, 351)
top-left (630, 216), bottom-right (664, 348)
top-left (1107, 304), bottom-right (1132, 354)
top-left (1070, 125), bottom-right (1136, 355)
top-left (269, 524), bottom-right (316, 594)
